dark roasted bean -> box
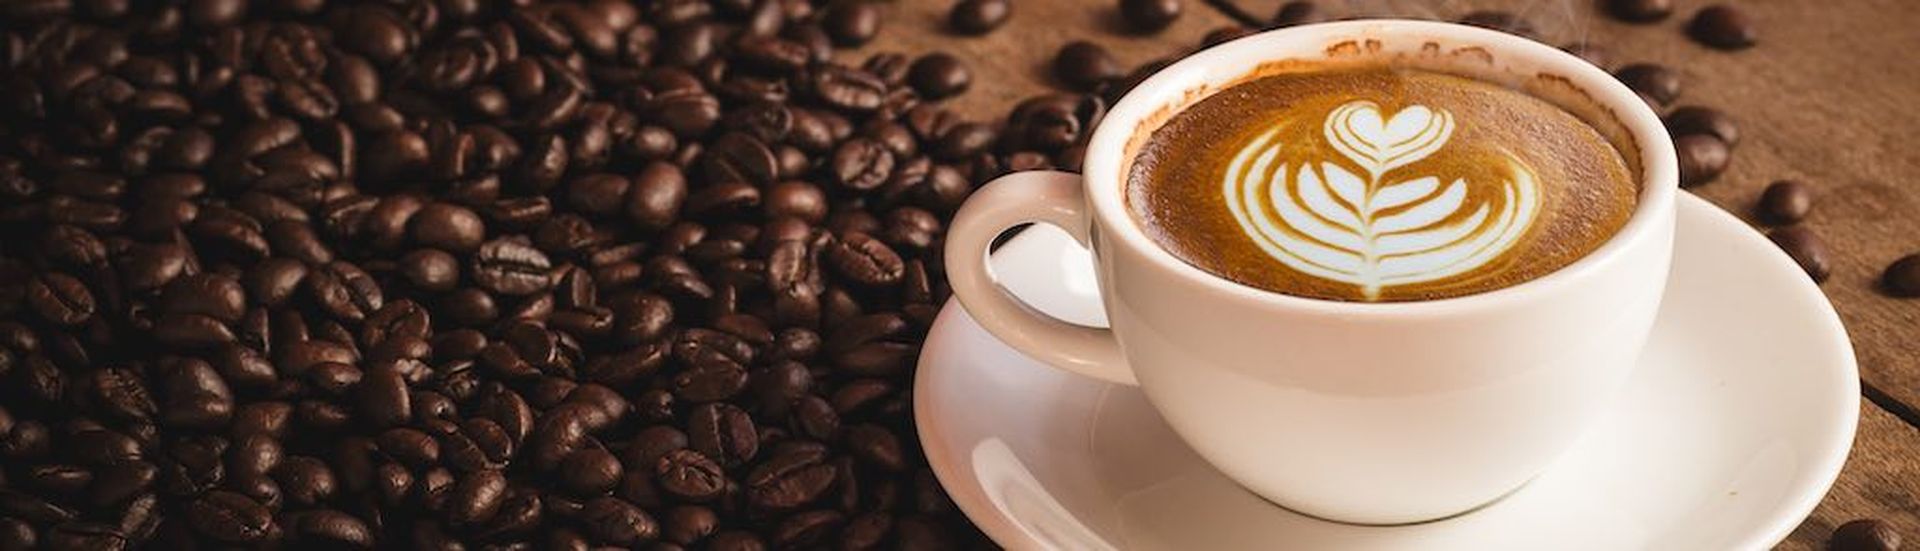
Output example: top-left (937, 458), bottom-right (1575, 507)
top-left (908, 53), bottom-right (972, 100)
top-left (655, 449), bottom-right (725, 501)
top-left (1121, 0), bottom-right (1183, 32)
top-left (581, 497), bottom-right (658, 545)
top-left (1830, 518), bottom-right (1901, 551)
top-left (1758, 180), bottom-right (1812, 226)
top-left (1666, 105), bottom-right (1739, 147)
top-left (949, 0), bottom-right (1011, 34)
top-left (747, 443), bottom-right (835, 510)
top-left (1674, 134), bottom-right (1730, 187)
top-left (1769, 226), bottom-right (1831, 283)
top-left (186, 491), bottom-right (273, 543)
top-left (823, 1), bottom-right (881, 46)
top-left (1688, 5), bottom-right (1756, 50)
top-left (473, 238), bottom-right (554, 296)
top-left (1053, 41), bottom-right (1120, 92)
top-left (1616, 63), bottom-right (1681, 106)
top-left (824, 233), bottom-right (905, 286)
top-left (410, 202), bottom-right (485, 252)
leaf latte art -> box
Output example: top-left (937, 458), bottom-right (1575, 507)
top-left (1222, 100), bottom-right (1541, 300)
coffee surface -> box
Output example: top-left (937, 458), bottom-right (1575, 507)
top-left (1128, 67), bottom-right (1637, 302)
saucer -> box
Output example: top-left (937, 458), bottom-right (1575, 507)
top-left (914, 193), bottom-right (1858, 550)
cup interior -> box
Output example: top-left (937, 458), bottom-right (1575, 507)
top-left (1084, 19), bottom-right (1679, 311)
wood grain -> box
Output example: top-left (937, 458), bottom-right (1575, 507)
top-left (1785, 401), bottom-right (1920, 550)
top-left (856, 0), bottom-right (1920, 548)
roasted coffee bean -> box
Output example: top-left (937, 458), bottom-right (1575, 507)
top-left (663, 505), bottom-right (719, 544)
top-left (1757, 181), bottom-right (1812, 226)
top-left (410, 203), bottom-right (485, 253)
top-left (27, 273), bottom-right (93, 326)
top-left (186, 491), bottom-right (273, 543)
top-left (1121, 0), bottom-right (1182, 33)
top-left (1271, 1), bottom-right (1325, 27)
top-left (162, 273), bottom-right (246, 322)
top-left (559, 448), bottom-right (623, 496)
top-left (275, 455), bottom-right (339, 506)
top-left (627, 426), bottom-right (690, 471)
top-left (1666, 105), bottom-right (1740, 147)
top-left (708, 530), bottom-right (768, 551)
top-left (581, 497), bottom-right (658, 545)
top-left (825, 233), bottom-right (905, 286)
top-left (1689, 5), bottom-right (1756, 50)
top-left (1830, 519), bottom-right (1901, 551)
top-left (832, 138), bottom-right (896, 191)
top-left (1607, 0), bottom-right (1672, 23)
top-left (673, 357), bottom-right (748, 402)
top-left (949, 0), bottom-right (1011, 35)
top-left (934, 122), bottom-right (997, 160)
top-left (792, 396), bottom-right (840, 440)
top-left (292, 509), bottom-right (374, 548)
top-left (307, 261), bottom-right (384, 323)
top-left (1053, 41), bottom-right (1120, 92)
top-left (1883, 255), bottom-right (1920, 298)
top-left (566, 173), bottom-right (631, 216)
top-left (1768, 226), bottom-right (1831, 283)
top-left (703, 133), bottom-right (778, 185)
top-left (628, 162), bottom-right (688, 230)
top-left (846, 424), bottom-right (906, 471)
top-left (689, 403), bottom-right (758, 466)
top-left (399, 248), bottom-right (460, 292)
top-left (473, 238), bottom-right (554, 296)
top-left (810, 66), bottom-right (887, 112)
top-left (447, 468), bottom-right (508, 526)
top-left (1674, 134), bottom-right (1730, 187)
top-left (655, 449), bottom-right (725, 501)
top-left (1615, 63), bottom-right (1681, 106)
top-left (823, 1), bottom-right (881, 46)
top-left (841, 512), bottom-right (893, 549)
top-left (772, 509), bottom-right (844, 548)
top-left (44, 521), bottom-right (129, 551)
top-left (766, 181), bottom-right (829, 223)
top-left (907, 53), bottom-right (971, 100)
top-left (747, 443), bottom-right (835, 510)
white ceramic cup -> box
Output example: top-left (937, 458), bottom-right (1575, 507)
top-left (944, 20), bottom-right (1678, 525)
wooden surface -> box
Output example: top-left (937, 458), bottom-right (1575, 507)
top-left (852, 0), bottom-right (1920, 548)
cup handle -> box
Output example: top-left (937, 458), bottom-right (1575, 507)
top-left (945, 170), bottom-right (1136, 386)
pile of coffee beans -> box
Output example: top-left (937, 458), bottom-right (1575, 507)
top-left (0, 0), bottom-right (1122, 547)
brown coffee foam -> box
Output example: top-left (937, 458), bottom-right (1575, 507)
top-left (1120, 42), bottom-right (1646, 192)
top-left (1127, 66), bottom-right (1636, 302)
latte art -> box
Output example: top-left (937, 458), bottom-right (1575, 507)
top-left (1128, 67), bottom-right (1636, 302)
top-left (1222, 101), bottom-right (1541, 299)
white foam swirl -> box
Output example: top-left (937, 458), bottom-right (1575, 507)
top-left (1221, 100), bottom-right (1541, 300)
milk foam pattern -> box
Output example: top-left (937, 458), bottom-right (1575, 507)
top-left (1222, 100), bottom-right (1541, 300)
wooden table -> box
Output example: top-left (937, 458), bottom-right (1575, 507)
top-left (853, 1), bottom-right (1920, 548)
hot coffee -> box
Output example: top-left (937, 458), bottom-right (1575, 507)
top-left (1128, 66), bottom-right (1636, 301)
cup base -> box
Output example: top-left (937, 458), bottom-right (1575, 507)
top-left (1242, 473), bottom-right (1538, 526)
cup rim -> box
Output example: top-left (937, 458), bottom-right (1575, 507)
top-left (1082, 19), bottom-right (1679, 315)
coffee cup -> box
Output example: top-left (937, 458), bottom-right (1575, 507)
top-left (944, 19), bottom-right (1678, 524)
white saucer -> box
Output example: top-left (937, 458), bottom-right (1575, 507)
top-left (914, 194), bottom-right (1858, 550)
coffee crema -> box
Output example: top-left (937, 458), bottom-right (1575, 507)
top-left (1128, 67), bottom-right (1637, 302)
